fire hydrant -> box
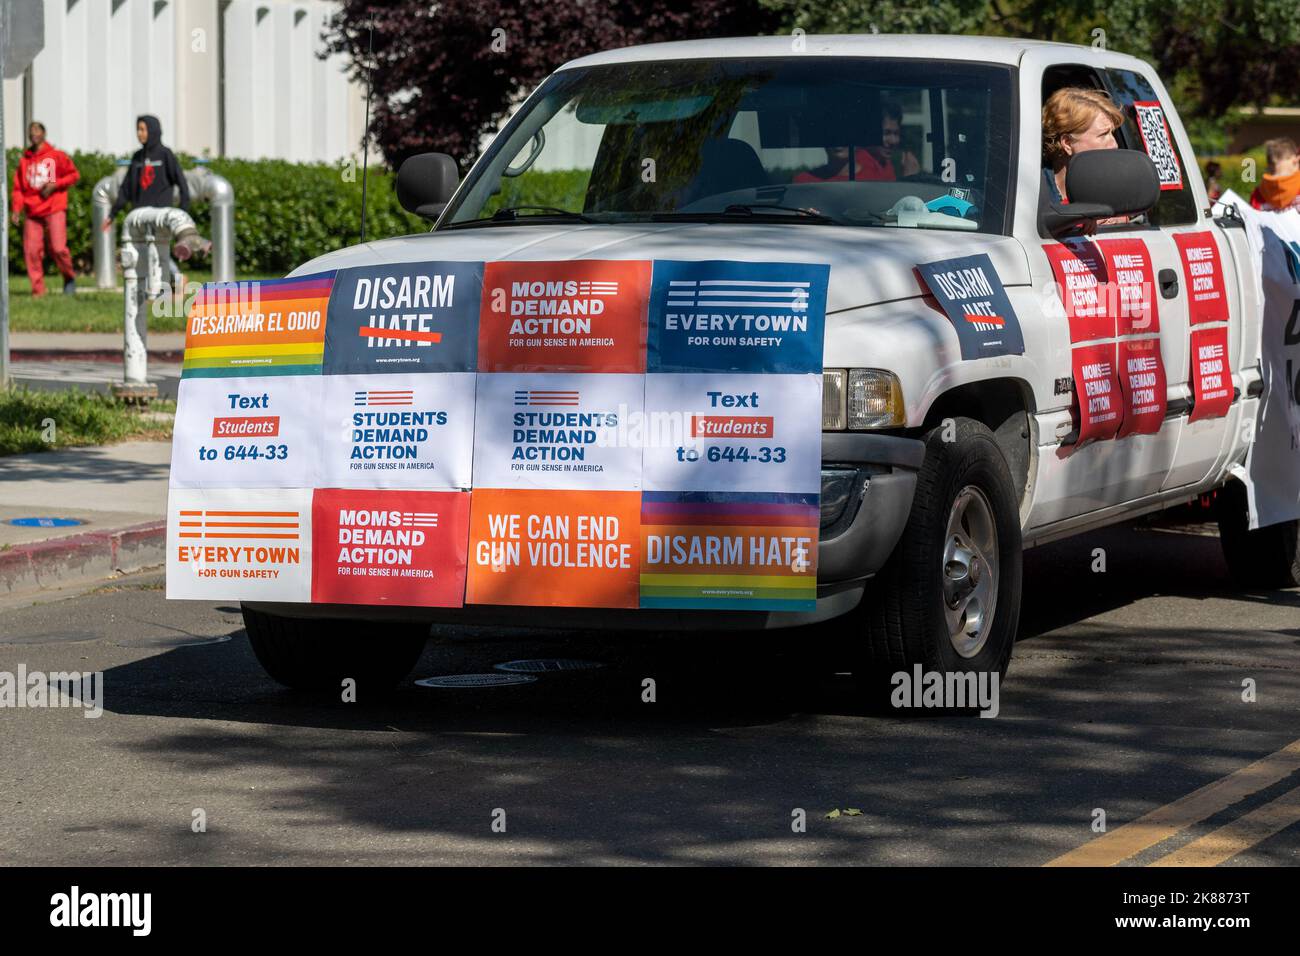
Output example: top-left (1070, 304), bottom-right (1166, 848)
top-left (115, 207), bottom-right (211, 403)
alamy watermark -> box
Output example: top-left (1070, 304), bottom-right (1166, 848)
top-left (0, 665), bottom-right (103, 718)
top-left (890, 664), bottom-right (1000, 718)
top-left (49, 886), bottom-right (150, 936)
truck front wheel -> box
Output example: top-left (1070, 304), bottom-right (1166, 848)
top-left (241, 606), bottom-right (428, 693)
top-left (1216, 481), bottom-right (1300, 589)
top-left (853, 417), bottom-right (1023, 695)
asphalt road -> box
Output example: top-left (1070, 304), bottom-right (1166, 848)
top-left (2, 512), bottom-right (1298, 866)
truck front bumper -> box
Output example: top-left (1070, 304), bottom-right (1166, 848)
top-left (244, 432), bottom-right (925, 631)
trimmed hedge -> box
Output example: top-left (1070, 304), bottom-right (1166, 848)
top-left (7, 148), bottom-right (426, 278)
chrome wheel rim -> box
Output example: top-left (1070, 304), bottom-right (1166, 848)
top-left (942, 485), bottom-right (999, 659)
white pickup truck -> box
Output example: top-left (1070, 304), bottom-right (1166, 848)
top-left (242, 34), bottom-right (1296, 695)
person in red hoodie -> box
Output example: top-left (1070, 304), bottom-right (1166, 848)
top-left (1249, 138), bottom-right (1300, 213)
top-left (10, 122), bottom-right (80, 296)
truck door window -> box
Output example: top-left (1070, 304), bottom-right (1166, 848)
top-left (1104, 68), bottom-right (1199, 226)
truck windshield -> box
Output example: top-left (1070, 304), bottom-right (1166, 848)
top-left (442, 57), bottom-right (1015, 234)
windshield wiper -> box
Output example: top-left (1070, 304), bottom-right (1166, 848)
top-left (723, 203), bottom-right (833, 220)
top-left (490, 205), bottom-right (597, 223)
top-left (441, 205), bottom-right (599, 229)
top-left (651, 204), bottom-right (836, 224)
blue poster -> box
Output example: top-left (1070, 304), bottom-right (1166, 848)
top-left (647, 260), bottom-right (829, 373)
top-left (323, 261), bottom-right (482, 374)
top-left (916, 253), bottom-right (1025, 360)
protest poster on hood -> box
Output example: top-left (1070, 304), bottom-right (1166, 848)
top-left (168, 258), bottom-right (829, 612)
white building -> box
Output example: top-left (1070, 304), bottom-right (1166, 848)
top-left (3, 0), bottom-right (369, 163)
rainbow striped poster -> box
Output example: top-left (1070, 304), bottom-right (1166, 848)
top-left (182, 273), bottom-right (334, 378)
top-left (639, 491), bottom-right (820, 609)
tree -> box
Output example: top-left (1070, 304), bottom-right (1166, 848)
top-left (761, 0), bottom-right (1300, 120)
top-left (1134, 0), bottom-right (1300, 118)
top-left (322, 0), bottom-right (782, 168)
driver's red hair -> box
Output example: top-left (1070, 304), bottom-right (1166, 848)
top-left (1042, 87), bottom-right (1124, 165)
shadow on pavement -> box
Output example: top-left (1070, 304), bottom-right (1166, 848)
top-left (68, 518), bottom-right (1300, 864)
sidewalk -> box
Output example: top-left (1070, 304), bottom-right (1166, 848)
top-left (8, 333), bottom-right (184, 400)
top-left (10, 331), bottom-right (186, 361)
top-left (0, 441), bottom-right (170, 602)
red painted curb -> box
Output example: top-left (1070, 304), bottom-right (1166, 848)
top-left (11, 349), bottom-right (183, 363)
top-left (0, 520), bottom-right (166, 597)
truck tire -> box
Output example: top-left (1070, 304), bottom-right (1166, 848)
top-left (241, 605), bottom-right (428, 693)
top-left (1216, 481), bottom-right (1300, 589)
top-left (853, 417), bottom-right (1023, 693)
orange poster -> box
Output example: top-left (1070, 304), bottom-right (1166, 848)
top-left (466, 488), bottom-right (640, 607)
top-left (184, 272), bottom-right (332, 378)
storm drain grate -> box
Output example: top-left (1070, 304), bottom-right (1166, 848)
top-left (414, 673), bottom-right (538, 688)
top-left (493, 659), bottom-right (605, 673)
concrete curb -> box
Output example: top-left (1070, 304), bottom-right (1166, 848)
top-left (0, 521), bottom-right (166, 598)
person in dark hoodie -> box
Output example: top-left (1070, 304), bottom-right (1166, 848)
top-left (102, 115), bottom-right (207, 286)
top-left (104, 115), bottom-right (190, 227)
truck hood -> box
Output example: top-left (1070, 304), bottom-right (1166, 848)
top-left (290, 223), bottom-right (1030, 314)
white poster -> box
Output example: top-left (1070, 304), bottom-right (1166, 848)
top-left (641, 372), bottom-right (822, 494)
top-left (318, 373), bottom-right (476, 490)
top-left (471, 373), bottom-right (643, 490)
top-left (169, 376), bottom-right (321, 489)
top-left (1222, 192), bottom-right (1300, 528)
top-left (166, 487), bottom-right (312, 601)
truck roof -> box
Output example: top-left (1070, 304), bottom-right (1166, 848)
top-left (562, 33), bottom-right (1152, 72)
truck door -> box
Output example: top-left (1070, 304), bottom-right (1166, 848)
top-left (1021, 61), bottom-right (1187, 527)
top-left (1102, 66), bottom-right (1243, 495)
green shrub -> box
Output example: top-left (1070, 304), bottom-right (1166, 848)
top-left (7, 148), bottom-right (426, 278)
top-left (1198, 149), bottom-right (1269, 204)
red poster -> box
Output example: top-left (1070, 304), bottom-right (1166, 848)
top-left (1099, 238), bottom-right (1160, 336)
top-left (1116, 337), bottom-right (1167, 437)
top-left (311, 489), bottom-right (470, 606)
top-left (1188, 326), bottom-right (1232, 422)
top-left (1071, 343), bottom-right (1122, 444)
top-left (478, 259), bottom-right (651, 372)
top-left (1044, 240), bottom-right (1114, 343)
top-left (1173, 232), bottom-right (1229, 325)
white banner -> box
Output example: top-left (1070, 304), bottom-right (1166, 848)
top-left (471, 372), bottom-right (644, 490)
top-left (170, 376), bottom-right (321, 489)
top-left (165, 487), bottom-right (313, 600)
top-left (641, 373), bottom-right (822, 494)
top-left (318, 373), bottom-right (476, 490)
top-left (1221, 191), bottom-right (1300, 528)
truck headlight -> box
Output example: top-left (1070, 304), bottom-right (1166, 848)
top-left (822, 368), bottom-right (905, 430)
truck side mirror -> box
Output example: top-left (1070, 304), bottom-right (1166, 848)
top-left (396, 152), bottom-right (460, 220)
top-left (1040, 149), bottom-right (1161, 236)
top-left (1066, 149), bottom-right (1160, 215)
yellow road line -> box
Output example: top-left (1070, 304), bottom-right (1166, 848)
top-left (1150, 783), bottom-right (1300, 867)
top-left (1044, 737), bottom-right (1300, 867)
